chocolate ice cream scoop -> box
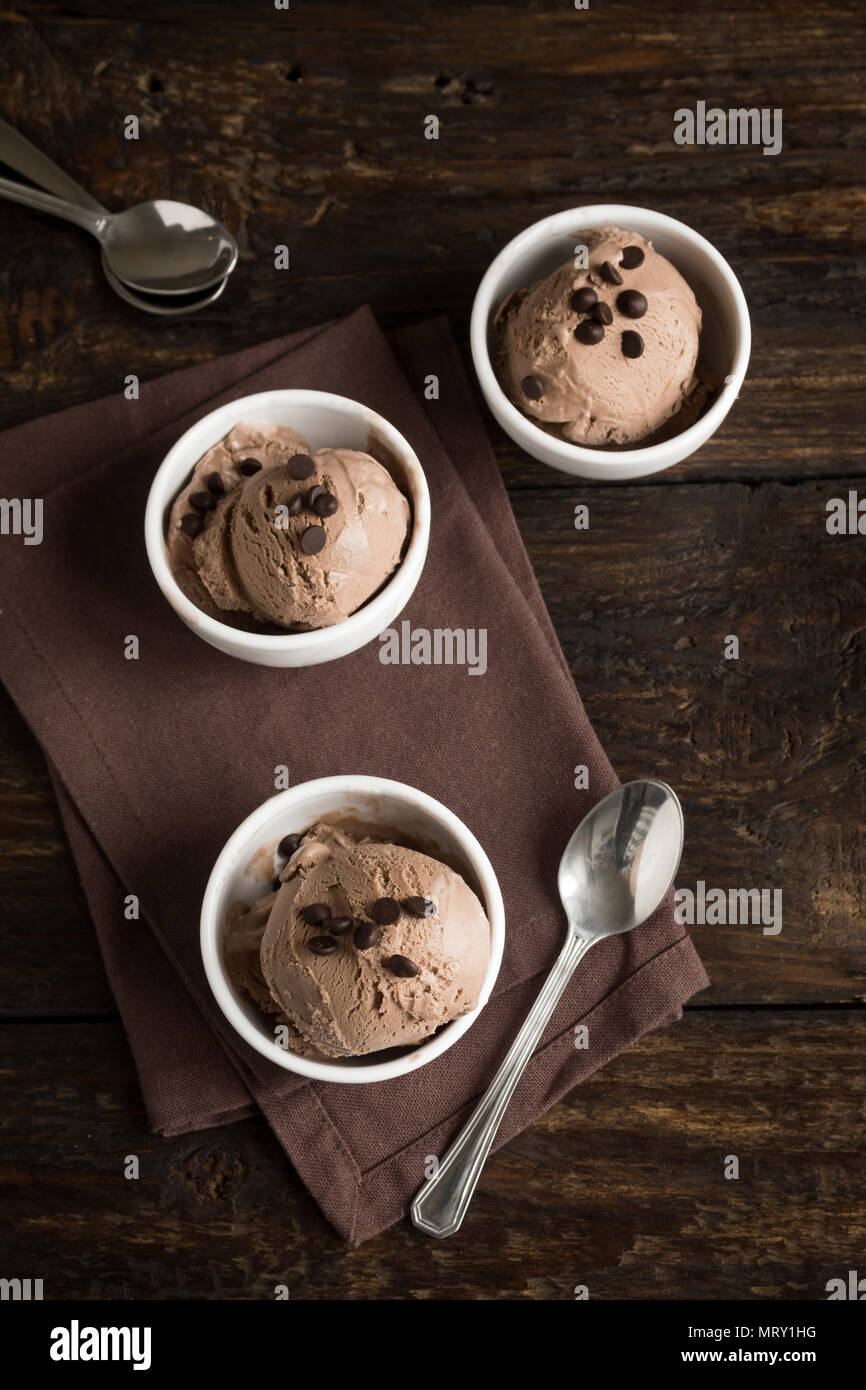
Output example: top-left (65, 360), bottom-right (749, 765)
top-left (166, 422), bottom-right (410, 630)
top-left (224, 820), bottom-right (490, 1059)
top-left (495, 226), bottom-right (703, 447)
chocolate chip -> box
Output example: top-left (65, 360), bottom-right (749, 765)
top-left (601, 260), bottom-right (623, 285)
top-left (180, 512), bottom-right (202, 537)
top-left (404, 896), bottom-right (436, 918)
top-left (272, 877), bottom-right (282, 893)
top-left (323, 916), bottom-right (352, 937)
top-left (617, 289), bottom-right (648, 319)
top-left (307, 485), bottom-right (327, 506)
top-left (621, 330), bottom-right (644, 359)
top-left (620, 245), bottom-right (645, 269)
top-left (388, 954), bottom-right (419, 978)
top-left (299, 525), bottom-right (326, 555)
top-left (312, 491), bottom-right (338, 518)
top-left (206, 472), bottom-right (226, 495)
top-left (301, 903), bottom-right (330, 925)
top-left (521, 375), bottom-right (542, 400)
top-left (353, 922), bottom-right (380, 950)
top-left (570, 287), bottom-right (597, 314)
top-left (288, 453), bottom-right (315, 479)
top-left (278, 833), bottom-right (302, 857)
top-left (189, 490), bottom-right (217, 513)
top-left (287, 494), bottom-right (303, 516)
top-left (371, 897), bottom-right (400, 925)
top-left (238, 458), bottom-right (262, 476)
top-left (576, 319), bottom-right (604, 345)
top-left (593, 301), bottom-right (613, 326)
top-left (309, 936), bottom-right (338, 956)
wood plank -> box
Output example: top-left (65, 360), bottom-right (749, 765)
top-left (0, 1010), bottom-right (861, 1297)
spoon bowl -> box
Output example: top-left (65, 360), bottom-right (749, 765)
top-left (101, 198), bottom-right (237, 294)
top-left (558, 779), bottom-right (684, 939)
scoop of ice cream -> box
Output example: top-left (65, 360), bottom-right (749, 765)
top-left (167, 424), bottom-right (410, 630)
top-left (496, 226), bottom-right (702, 447)
top-left (224, 820), bottom-right (490, 1059)
top-left (166, 421), bottom-right (310, 620)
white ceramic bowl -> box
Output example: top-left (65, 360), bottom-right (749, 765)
top-left (470, 204), bottom-right (751, 481)
top-left (145, 390), bottom-right (430, 666)
top-left (200, 776), bottom-right (506, 1084)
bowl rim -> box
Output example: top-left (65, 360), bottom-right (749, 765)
top-left (144, 388), bottom-right (431, 652)
top-left (470, 202), bottom-right (751, 469)
top-left (200, 775), bottom-right (507, 1084)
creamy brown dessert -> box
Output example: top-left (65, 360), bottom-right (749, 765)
top-left (496, 226), bottom-right (712, 448)
top-left (224, 818), bottom-right (490, 1059)
top-left (166, 421), bottom-right (410, 630)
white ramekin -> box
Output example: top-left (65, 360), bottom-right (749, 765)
top-left (200, 776), bottom-right (506, 1085)
top-left (144, 390), bottom-right (431, 667)
top-left (470, 203), bottom-right (751, 481)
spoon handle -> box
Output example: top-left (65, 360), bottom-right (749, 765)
top-left (411, 931), bottom-right (592, 1238)
top-left (0, 117), bottom-right (107, 213)
top-left (0, 175), bottom-right (105, 235)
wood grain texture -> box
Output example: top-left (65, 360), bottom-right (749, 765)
top-left (0, 0), bottom-right (863, 1296)
top-left (1, 1011), bottom-right (862, 1299)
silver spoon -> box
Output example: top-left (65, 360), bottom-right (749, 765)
top-left (0, 117), bottom-right (233, 312)
top-left (0, 174), bottom-right (237, 295)
top-left (411, 778), bottom-right (684, 1238)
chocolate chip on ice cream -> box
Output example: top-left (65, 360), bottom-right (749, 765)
top-left (617, 289), bottom-right (648, 319)
top-left (309, 936), bottom-right (339, 956)
top-left (299, 525), bottom-right (326, 555)
top-left (405, 896), bottom-right (436, 918)
top-left (622, 330), bottom-right (645, 358)
top-left (620, 244), bottom-right (645, 269)
top-left (301, 903), bottom-right (330, 925)
top-left (576, 319), bottom-right (604, 346)
top-left (388, 955), bottom-right (419, 978)
top-left (287, 453), bottom-right (316, 479)
top-left (312, 491), bottom-right (339, 518)
top-left (353, 922), bottom-right (380, 950)
top-left (323, 916), bottom-right (353, 936)
top-left (223, 817), bottom-right (490, 1058)
top-left (372, 897), bottom-right (400, 925)
top-left (570, 287), bottom-right (597, 313)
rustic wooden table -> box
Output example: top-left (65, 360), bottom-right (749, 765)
top-left (1, 0), bottom-right (863, 1300)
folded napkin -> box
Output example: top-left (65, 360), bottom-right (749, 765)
top-left (0, 308), bottom-right (708, 1245)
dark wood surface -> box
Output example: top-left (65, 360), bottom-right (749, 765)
top-left (1, 0), bottom-right (863, 1300)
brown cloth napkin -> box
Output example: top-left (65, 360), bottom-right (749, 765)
top-left (0, 308), bottom-right (708, 1244)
